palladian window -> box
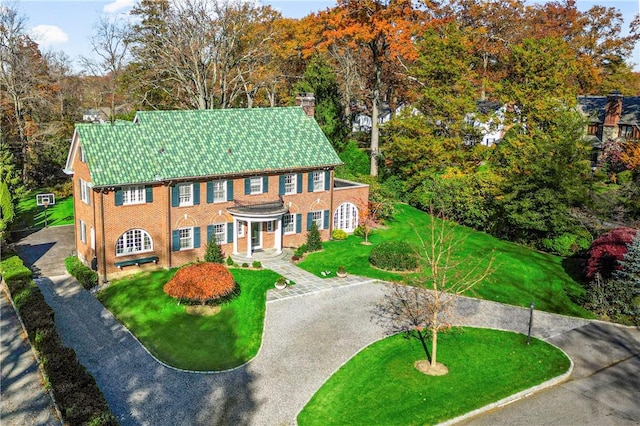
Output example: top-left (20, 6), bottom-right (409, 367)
top-left (116, 229), bottom-right (153, 256)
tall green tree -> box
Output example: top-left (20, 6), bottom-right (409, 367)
top-left (490, 109), bottom-right (591, 245)
top-left (0, 143), bottom-right (22, 238)
top-left (294, 54), bottom-right (348, 150)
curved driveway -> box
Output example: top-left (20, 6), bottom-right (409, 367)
top-left (12, 227), bottom-right (640, 425)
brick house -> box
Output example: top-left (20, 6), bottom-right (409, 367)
top-left (578, 92), bottom-right (640, 165)
top-left (64, 96), bottom-right (369, 281)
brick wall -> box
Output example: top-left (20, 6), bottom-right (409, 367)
top-left (72, 153), bottom-right (369, 279)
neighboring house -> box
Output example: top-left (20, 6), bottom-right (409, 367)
top-left (82, 109), bottom-right (107, 123)
top-left (465, 100), bottom-right (506, 147)
top-left (65, 95), bottom-right (369, 281)
top-left (578, 92), bottom-right (640, 165)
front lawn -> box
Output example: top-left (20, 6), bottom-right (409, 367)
top-left (13, 189), bottom-right (74, 229)
top-left (98, 267), bottom-right (279, 371)
top-left (299, 203), bottom-right (594, 318)
top-left (298, 328), bottom-right (570, 425)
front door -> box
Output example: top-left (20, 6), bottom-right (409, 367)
top-left (251, 222), bottom-right (262, 250)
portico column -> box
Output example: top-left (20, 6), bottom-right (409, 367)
top-left (232, 217), bottom-right (238, 255)
top-left (275, 216), bottom-right (282, 254)
top-left (246, 219), bottom-right (252, 258)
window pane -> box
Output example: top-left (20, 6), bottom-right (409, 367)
top-left (179, 184), bottom-right (192, 205)
top-left (285, 174), bottom-right (295, 194)
top-left (313, 172), bottom-right (323, 192)
top-left (250, 177), bottom-right (262, 194)
top-left (179, 228), bottom-right (192, 249)
top-left (284, 214), bottom-right (294, 234)
top-left (213, 181), bottom-right (225, 202)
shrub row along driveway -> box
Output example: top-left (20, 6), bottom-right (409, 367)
top-left (8, 226), bottom-right (640, 425)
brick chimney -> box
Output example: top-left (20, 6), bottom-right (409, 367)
top-left (295, 93), bottom-right (315, 117)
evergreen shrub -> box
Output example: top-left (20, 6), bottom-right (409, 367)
top-left (369, 241), bottom-right (418, 271)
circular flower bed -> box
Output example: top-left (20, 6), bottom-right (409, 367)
top-left (164, 262), bottom-right (236, 305)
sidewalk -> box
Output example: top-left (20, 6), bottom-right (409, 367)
top-left (0, 287), bottom-right (61, 426)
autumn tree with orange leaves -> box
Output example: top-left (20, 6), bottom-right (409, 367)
top-left (320, 0), bottom-right (431, 176)
top-left (164, 262), bottom-right (237, 305)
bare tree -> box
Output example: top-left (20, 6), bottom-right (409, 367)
top-left (128, 0), bottom-right (280, 110)
top-left (375, 211), bottom-right (495, 375)
top-left (80, 17), bottom-right (130, 121)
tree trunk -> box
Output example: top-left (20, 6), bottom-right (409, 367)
top-left (370, 42), bottom-right (381, 177)
top-left (430, 311), bottom-right (438, 367)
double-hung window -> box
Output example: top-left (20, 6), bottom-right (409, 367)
top-left (311, 210), bottom-right (324, 229)
top-left (212, 223), bottom-right (226, 244)
top-left (250, 177), bottom-right (263, 194)
top-left (122, 185), bottom-right (146, 205)
top-left (312, 171), bottom-right (324, 192)
top-left (266, 220), bottom-right (276, 233)
top-left (178, 183), bottom-right (193, 206)
top-left (284, 174), bottom-right (296, 194)
top-left (283, 214), bottom-right (295, 234)
top-left (212, 180), bottom-right (226, 203)
top-left (79, 179), bottom-right (90, 205)
top-left (178, 227), bottom-right (194, 250)
top-left (79, 220), bottom-right (87, 244)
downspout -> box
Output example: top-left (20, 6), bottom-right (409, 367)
top-left (100, 190), bottom-right (108, 284)
top-left (91, 187), bottom-right (97, 270)
top-left (167, 183), bottom-right (172, 269)
top-left (329, 168), bottom-right (334, 237)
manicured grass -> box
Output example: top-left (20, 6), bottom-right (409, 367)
top-left (98, 267), bottom-right (280, 371)
top-left (14, 190), bottom-right (74, 229)
top-left (299, 203), bottom-right (594, 318)
top-left (298, 328), bottom-right (570, 426)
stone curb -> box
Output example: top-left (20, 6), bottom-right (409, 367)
top-left (1, 278), bottom-right (63, 425)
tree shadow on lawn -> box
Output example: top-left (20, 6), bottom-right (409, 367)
top-left (37, 276), bottom-right (263, 425)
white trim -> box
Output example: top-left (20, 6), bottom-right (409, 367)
top-left (212, 223), bottom-right (226, 245)
top-left (178, 227), bottom-right (194, 250)
top-left (312, 171), bottom-right (324, 192)
top-left (284, 174), bottom-right (296, 194)
top-left (122, 185), bottom-right (146, 205)
top-left (249, 177), bottom-right (263, 195)
top-left (116, 229), bottom-right (153, 256)
top-left (212, 180), bottom-right (227, 203)
top-left (177, 183), bottom-right (193, 207)
top-left (283, 213), bottom-right (295, 235)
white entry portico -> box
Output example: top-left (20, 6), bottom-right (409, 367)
top-left (228, 199), bottom-right (289, 258)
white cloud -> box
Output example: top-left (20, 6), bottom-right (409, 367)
top-left (103, 0), bottom-right (136, 14)
top-left (29, 25), bottom-right (68, 47)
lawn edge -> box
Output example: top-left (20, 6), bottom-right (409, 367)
top-left (96, 278), bottom-right (269, 375)
top-left (295, 326), bottom-right (574, 426)
top-left (437, 346), bottom-right (574, 425)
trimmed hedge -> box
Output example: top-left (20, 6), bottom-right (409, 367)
top-left (332, 229), bottom-right (347, 240)
top-left (65, 256), bottom-right (98, 289)
top-left (369, 241), bottom-right (419, 271)
top-left (1, 255), bottom-right (117, 426)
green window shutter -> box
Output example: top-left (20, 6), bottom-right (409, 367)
top-left (296, 214), bottom-right (302, 233)
top-left (115, 188), bottom-right (123, 206)
top-left (227, 223), bottom-right (234, 243)
top-left (207, 225), bottom-right (214, 243)
top-left (172, 230), bottom-right (180, 251)
top-left (171, 186), bottom-right (179, 207)
top-left (194, 226), bottom-right (201, 248)
top-left (207, 181), bottom-right (213, 203)
top-left (193, 183), bottom-right (200, 205)
top-left (308, 172), bottom-right (314, 192)
top-left (145, 186), bottom-right (153, 203)
top-left (263, 176), bottom-right (269, 193)
top-left (244, 178), bottom-right (250, 195)
top-left (297, 174), bottom-right (303, 193)
top-left (323, 210), bottom-right (329, 229)
top-left (324, 171), bottom-right (330, 190)
top-left (227, 180), bottom-right (234, 201)
top-left (307, 212), bottom-right (313, 231)
top-left (279, 175), bottom-right (286, 195)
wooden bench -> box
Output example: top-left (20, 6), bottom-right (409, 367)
top-left (115, 256), bottom-right (159, 269)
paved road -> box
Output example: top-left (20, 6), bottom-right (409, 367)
top-left (0, 287), bottom-right (61, 425)
top-left (6, 225), bottom-right (640, 425)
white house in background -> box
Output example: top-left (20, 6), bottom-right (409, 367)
top-left (465, 101), bottom-right (506, 147)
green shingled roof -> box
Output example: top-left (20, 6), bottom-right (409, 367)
top-left (75, 107), bottom-right (342, 187)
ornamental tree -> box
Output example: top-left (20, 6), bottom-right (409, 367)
top-left (164, 262), bottom-right (236, 305)
top-left (585, 227), bottom-right (637, 279)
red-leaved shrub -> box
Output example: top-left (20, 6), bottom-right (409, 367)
top-left (585, 227), bottom-right (638, 279)
top-left (164, 262), bottom-right (236, 304)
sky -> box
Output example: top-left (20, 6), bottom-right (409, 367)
top-left (9, 0), bottom-right (640, 72)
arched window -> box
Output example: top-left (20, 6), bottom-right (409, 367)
top-left (333, 202), bottom-right (359, 233)
top-left (116, 229), bottom-right (153, 256)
